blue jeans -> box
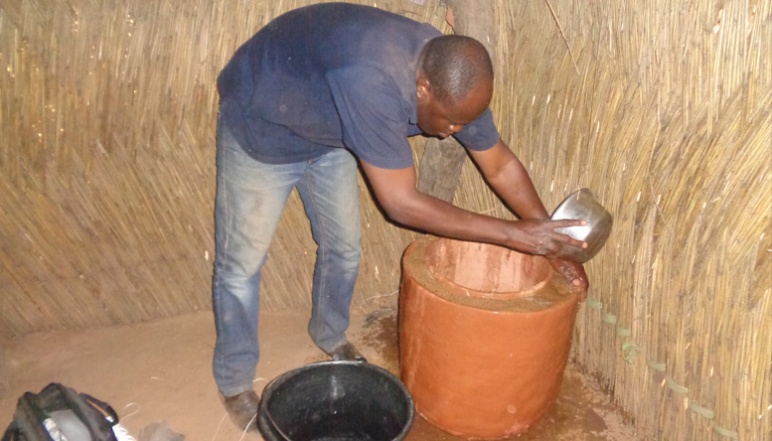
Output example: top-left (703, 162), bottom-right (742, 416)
top-left (212, 117), bottom-right (362, 397)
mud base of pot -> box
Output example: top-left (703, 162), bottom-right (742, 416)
top-left (399, 237), bottom-right (583, 439)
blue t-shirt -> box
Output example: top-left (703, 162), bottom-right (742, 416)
top-left (217, 2), bottom-right (500, 169)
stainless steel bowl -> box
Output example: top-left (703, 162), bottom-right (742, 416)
top-left (551, 188), bottom-right (613, 263)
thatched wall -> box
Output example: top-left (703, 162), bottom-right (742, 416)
top-left (1, 0), bottom-right (770, 440)
top-left (482, 2), bottom-right (771, 440)
top-left (0, 0), bottom-right (440, 335)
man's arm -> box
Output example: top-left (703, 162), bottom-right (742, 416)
top-left (467, 138), bottom-right (550, 220)
top-left (468, 138), bottom-right (589, 291)
top-left (359, 155), bottom-right (587, 259)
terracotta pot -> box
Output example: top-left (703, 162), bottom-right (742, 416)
top-left (399, 237), bottom-right (582, 439)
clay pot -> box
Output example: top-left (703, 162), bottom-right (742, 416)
top-left (399, 237), bottom-right (583, 439)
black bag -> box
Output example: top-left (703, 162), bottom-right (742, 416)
top-left (2, 383), bottom-right (119, 441)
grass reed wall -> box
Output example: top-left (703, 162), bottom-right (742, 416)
top-left (1, 1), bottom-right (770, 439)
top-left (0, 0), bottom-right (439, 336)
top-left (469, 2), bottom-right (770, 440)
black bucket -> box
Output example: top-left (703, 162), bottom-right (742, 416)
top-left (257, 361), bottom-right (414, 441)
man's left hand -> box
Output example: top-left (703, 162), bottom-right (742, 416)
top-left (549, 258), bottom-right (589, 300)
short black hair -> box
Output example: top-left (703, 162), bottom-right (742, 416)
top-left (418, 35), bottom-right (494, 104)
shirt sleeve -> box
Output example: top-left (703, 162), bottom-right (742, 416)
top-left (326, 66), bottom-right (415, 169)
top-left (453, 107), bottom-right (501, 151)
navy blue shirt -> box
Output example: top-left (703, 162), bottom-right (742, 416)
top-left (217, 2), bottom-right (500, 169)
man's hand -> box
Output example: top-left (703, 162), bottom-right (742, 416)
top-left (509, 218), bottom-right (588, 259)
top-left (548, 258), bottom-right (589, 300)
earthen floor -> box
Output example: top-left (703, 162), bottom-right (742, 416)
top-left (0, 310), bottom-right (636, 440)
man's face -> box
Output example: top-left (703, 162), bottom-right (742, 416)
top-left (416, 78), bottom-right (492, 139)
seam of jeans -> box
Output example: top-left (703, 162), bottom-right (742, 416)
top-left (303, 166), bottom-right (329, 342)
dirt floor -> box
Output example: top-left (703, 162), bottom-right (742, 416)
top-left (0, 310), bottom-right (637, 440)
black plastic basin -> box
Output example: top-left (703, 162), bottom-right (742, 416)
top-left (257, 361), bottom-right (414, 441)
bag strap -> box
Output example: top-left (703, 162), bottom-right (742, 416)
top-left (1, 421), bottom-right (19, 441)
top-left (4, 391), bottom-right (56, 441)
top-left (80, 394), bottom-right (119, 425)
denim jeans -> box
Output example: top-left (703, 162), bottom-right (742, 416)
top-left (212, 116), bottom-right (362, 397)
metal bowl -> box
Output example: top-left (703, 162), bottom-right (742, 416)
top-left (550, 188), bottom-right (613, 263)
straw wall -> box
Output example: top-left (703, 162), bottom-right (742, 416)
top-left (0, 0), bottom-right (443, 336)
top-left (456, 2), bottom-right (770, 440)
top-left (1, 0), bottom-right (770, 439)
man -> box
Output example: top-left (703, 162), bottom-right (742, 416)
top-left (212, 2), bottom-right (588, 431)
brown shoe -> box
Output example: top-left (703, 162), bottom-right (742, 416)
top-left (327, 341), bottom-right (367, 362)
top-left (222, 390), bottom-right (259, 432)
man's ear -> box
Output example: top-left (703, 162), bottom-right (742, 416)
top-left (416, 75), bottom-right (431, 101)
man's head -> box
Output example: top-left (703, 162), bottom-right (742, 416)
top-left (416, 35), bottom-right (494, 138)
